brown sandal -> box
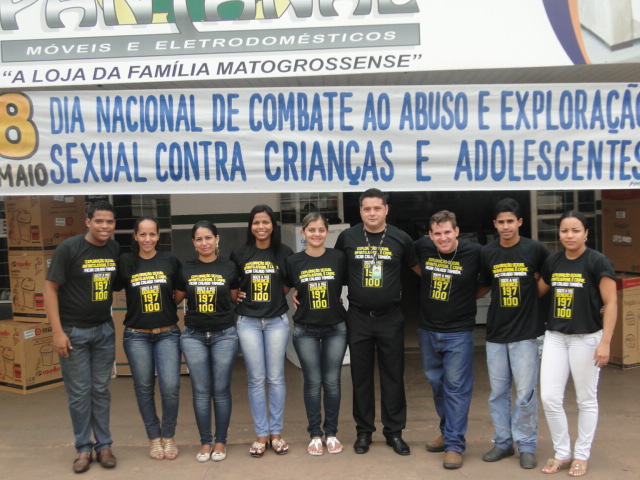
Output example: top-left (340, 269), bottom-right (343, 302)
top-left (542, 458), bottom-right (572, 474)
top-left (568, 460), bottom-right (588, 477)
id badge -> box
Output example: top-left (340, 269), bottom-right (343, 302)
top-left (371, 263), bottom-right (382, 280)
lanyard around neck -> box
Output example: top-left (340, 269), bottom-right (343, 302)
top-left (363, 226), bottom-right (387, 263)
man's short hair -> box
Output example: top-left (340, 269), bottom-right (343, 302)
top-left (359, 188), bottom-right (387, 207)
top-left (493, 198), bottom-right (521, 220)
top-left (87, 200), bottom-right (115, 219)
top-left (430, 210), bottom-right (458, 230)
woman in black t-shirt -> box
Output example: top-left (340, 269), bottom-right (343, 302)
top-left (285, 213), bottom-right (347, 456)
top-left (175, 221), bottom-right (239, 463)
top-left (538, 211), bottom-right (617, 476)
top-left (231, 205), bottom-right (293, 457)
top-left (118, 216), bottom-right (182, 461)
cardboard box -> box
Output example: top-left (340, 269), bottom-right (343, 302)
top-left (0, 320), bottom-right (63, 394)
top-left (112, 291), bottom-right (188, 376)
top-left (5, 195), bottom-right (86, 251)
top-left (602, 191), bottom-right (640, 274)
top-left (610, 274), bottom-right (640, 369)
top-left (8, 252), bottom-right (53, 321)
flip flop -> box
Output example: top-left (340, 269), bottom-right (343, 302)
top-left (308, 438), bottom-right (323, 456)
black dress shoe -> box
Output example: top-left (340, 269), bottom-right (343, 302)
top-left (386, 435), bottom-right (411, 456)
top-left (353, 433), bottom-right (372, 454)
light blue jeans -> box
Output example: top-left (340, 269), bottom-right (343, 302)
top-left (486, 338), bottom-right (542, 454)
top-left (123, 326), bottom-right (181, 440)
top-left (181, 326), bottom-right (238, 445)
top-left (236, 314), bottom-right (290, 437)
top-left (60, 321), bottom-right (116, 454)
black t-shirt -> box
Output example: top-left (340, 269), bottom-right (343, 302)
top-left (479, 237), bottom-right (550, 343)
top-left (117, 251), bottom-right (181, 329)
top-left (542, 248), bottom-right (616, 334)
top-left (231, 244), bottom-right (293, 318)
top-left (285, 248), bottom-right (347, 326)
top-left (334, 223), bottom-right (418, 311)
top-left (415, 237), bottom-right (482, 332)
top-left (46, 234), bottom-right (120, 328)
top-left (176, 257), bottom-right (239, 331)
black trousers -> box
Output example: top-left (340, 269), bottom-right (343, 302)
top-left (347, 306), bottom-right (406, 437)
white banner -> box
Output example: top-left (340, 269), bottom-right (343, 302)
top-left (1, 84), bottom-right (640, 194)
top-left (0, 0), bottom-right (589, 88)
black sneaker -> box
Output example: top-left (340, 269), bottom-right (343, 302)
top-left (520, 452), bottom-right (537, 469)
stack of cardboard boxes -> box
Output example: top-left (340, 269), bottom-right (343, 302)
top-left (0, 195), bottom-right (86, 393)
top-left (602, 190), bottom-right (640, 368)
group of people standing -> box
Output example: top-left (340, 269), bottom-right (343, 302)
top-left (43, 190), bottom-right (616, 478)
top-left (417, 198), bottom-right (617, 477)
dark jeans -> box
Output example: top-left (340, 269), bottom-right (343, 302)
top-left (347, 307), bottom-right (406, 437)
top-left (123, 325), bottom-right (181, 439)
top-left (60, 321), bottom-right (115, 453)
top-left (292, 321), bottom-right (348, 438)
top-left (180, 326), bottom-right (238, 445)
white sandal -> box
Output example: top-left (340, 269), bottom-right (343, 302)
top-left (326, 436), bottom-right (343, 454)
top-left (308, 437), bottom-right (323, 456)
top-left (196, 445), bottom-right (212, 462)
top-left (211, 443), bottom-right (227, 462)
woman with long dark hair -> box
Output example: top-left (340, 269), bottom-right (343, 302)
top-left (231, 205), bottom-right (293, 457)
top-left (118, 216), bottom-right (182, 460)
top-left (538, 211), bottom-right (617, 477)
top-left (176, 221), bottom-right (239, 463)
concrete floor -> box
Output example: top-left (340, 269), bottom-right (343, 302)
top-left (1, 334), bottom-right (639, 480)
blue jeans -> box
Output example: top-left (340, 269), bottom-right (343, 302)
top-left (60, 321), bottom-right (116, 453)
top-left (123, 326), bottom-right (181, 440)
top-left (486, 338), bottom-right (542, 453)
top-left (180, 326), bottom-right (238, 445)
top-left (236, 314), bottom-right (290, 437)
top-left (418, 329), bottom-right (474, 453)
top-left (292, 321), bottom-right (348, 438)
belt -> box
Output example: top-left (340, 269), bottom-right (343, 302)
top-left (128, 324), bottom-right (176, 334)
top-left (354, 305), bottom-right (399, 317)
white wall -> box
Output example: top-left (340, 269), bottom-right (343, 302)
top-left (170, 193), bottom-right (279, 216)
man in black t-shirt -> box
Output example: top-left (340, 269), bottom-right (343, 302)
top-left (334, 189), bottom-right (420, 456)
top-left (415, 211), bottom-right (481, 470)
top-left (44, 201), bottom-right (119, 474)
top-left (477, 198), bottom-right (549, 470)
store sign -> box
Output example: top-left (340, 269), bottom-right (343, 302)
top-left (0, 0), bottom-right (585, 87)
top-left (1, 84), bottom-right (639, 194)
